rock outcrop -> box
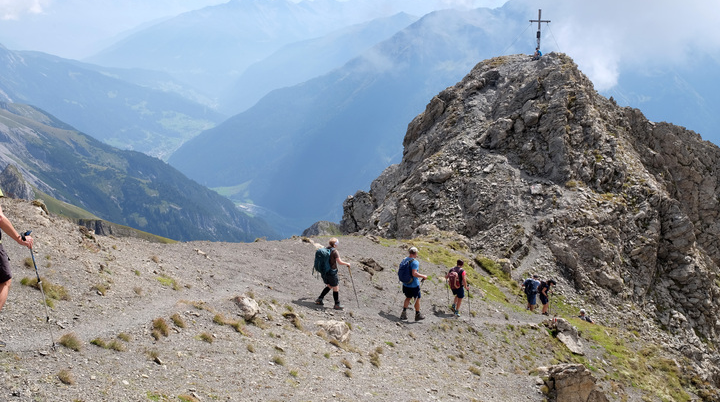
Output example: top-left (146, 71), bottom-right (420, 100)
top-left (302, 221), bottom-right (341, 237)
top-left (341, 53), bottom-right (720, 383)
top-left (543, 364), bottom-right (609, 402)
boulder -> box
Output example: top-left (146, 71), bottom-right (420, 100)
top-left (545, 363), bottom-right (609, 402)
top-left (315, 320), bottom-right (351, 343)
top-left (234, 296), bottom-right (260, 320)
top-left (549, 318), bottom-right (584, 355)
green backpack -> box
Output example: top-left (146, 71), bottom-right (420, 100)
top-left (313, 247), bottom-right (333, 277)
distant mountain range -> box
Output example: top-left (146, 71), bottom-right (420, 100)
top-left (168, 7), bottom-right (520, 234)
top-left (0, 102), bottom-right (277, 242)
top-left (0, 45), bottom-right (223, 159)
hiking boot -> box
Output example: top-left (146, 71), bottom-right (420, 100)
top-left (400, 309), bottom-right (408, 320)
top-left (314, 298), bottom-right (324, 306)
top-left (415, 311), bottom-right (425, 321)
top-left (542, 312), bottom-right (549, 316)
top-left (454, 310), bottom-right (460, 317)
top-left (334, 303), bottom-right (344, 310)
top-left (450, 304), bottom-right (456, 313)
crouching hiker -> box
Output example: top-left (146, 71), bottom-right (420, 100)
top-left (398, 247), bottom-right (427, 321)
top-left (314, 238), bottom-right (350, 310)
top-left (446, 259), bottom-right (468, 317)
top-left (578, 309), bottom-right (594, 324)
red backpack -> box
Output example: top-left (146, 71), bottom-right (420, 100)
top-left (448, 267), bottom-right (463, 289)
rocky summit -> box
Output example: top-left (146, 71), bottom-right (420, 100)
top-left (343, 53), bottom-right (720, 390)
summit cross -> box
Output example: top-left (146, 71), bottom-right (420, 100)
top-left (529, 9), bottom-right (551, 51)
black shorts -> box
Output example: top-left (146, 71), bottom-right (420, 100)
top-left (539, 294), bottom-right (549, 305)
top-left (402, 285), bottom-right (421, 299)
top-left (451, 287), bottom-right (465, 299)
top-left (0, 244), bottom-right (11, 283)
top-left (323, 270), bottom-right (339, 287)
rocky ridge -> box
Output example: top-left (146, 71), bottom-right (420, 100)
top-left (342, 53), bottom-right (720, 388)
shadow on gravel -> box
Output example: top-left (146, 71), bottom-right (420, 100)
top-left (292, 297), bottom-right (325, 310)
top-left (431, 304), bottom-right (455, 318)
top-left (378, 310), bottom-right (403, 323)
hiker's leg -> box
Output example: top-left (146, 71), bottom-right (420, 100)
top-left (413, 297), bottom-right (421, 311)
top-left (455, 297), bottom-right (463, 311)
top-left (403, 297), bottom-right (411, 309)
top-left (318, 286), bottom-right (331, 300)
top-left (333, 291), bottom-right (339, 304)
top-left (0, 279), bottom-right (10, 312)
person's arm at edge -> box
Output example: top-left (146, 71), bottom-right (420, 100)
top-left (0, 204), bottom-right (33, 249)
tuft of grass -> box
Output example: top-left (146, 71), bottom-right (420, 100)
top-left (108, 340), bottom-right (126, 352)
top-left (341, 358), bottom-right (352, 369)
top-left (150, 255), bottom-right (160, 263)
top-left (199, 332), bottom-right (213, 343)
top-left (152, 318), bottom-right (170, 337)
top-left (57, 369), bottom-right (75, 385)
top-left (344, 369), bottom-right (352, 378)
top-left (59, 333), bottom-right (82, 352)
top-left (369, 351), bottom-right (381, 368)
top-left (171, 313), bottom-right (186, 328)
top-left (213, 313), bottom-right (227, 325)
top-left (290, 370), bottom-right (299, 378)
top-left (272, 355), bottom-right (285, 366)
top-left (117, 332), bottom-right (131, 342)
top-left (90, 338), bottom-right (107, 348)
top-left (133, 286), bottom-right (143, 295)
top-left (156, 274), bottom-right (180, 290)
top-left (92, 283), bottom-right (107, 296)
top-left (20, 277), bottom-right (70, 302)
top-left (178, 395), bottom-right (200, 402)
top-left (469, 366), bottom-right (482, 376)
top-left (24, 257), bottom-right (33, 268)
top-left (247, 344), bottom-right (255, 353)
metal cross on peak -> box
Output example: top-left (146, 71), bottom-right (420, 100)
top-left (529, 9), bottom-right (551, 52)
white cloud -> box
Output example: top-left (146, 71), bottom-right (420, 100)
top-left (0, 0), bottom-right (48, 20)
top-left (522, 0), bottom-right (720, 90)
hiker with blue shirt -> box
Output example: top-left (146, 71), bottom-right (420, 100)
top-left (522, 274), bottom-right (541, 312)
top-left (314, 238), bottom-right (350, 310)
top-left (399, 247), bottom-right (427, 321)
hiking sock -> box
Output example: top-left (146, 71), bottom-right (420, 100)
top-left (333, 291), bottom-right (339, 304)
top-left (319, 287), bottom-right (330, 300)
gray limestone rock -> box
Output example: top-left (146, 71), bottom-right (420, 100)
top-left (340, 52), bottom-right (720, 376)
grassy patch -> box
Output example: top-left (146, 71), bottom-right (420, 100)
top-left (58, 333), bottom-right (82, 352)
top-left (19, 277), bottom-right (70, 302)
top-left (57, 369), bottom-right (75, 385)
top-left (156, 274), bottom-right (180, 290)
top-left (170, 313), bottom-right (186, 328)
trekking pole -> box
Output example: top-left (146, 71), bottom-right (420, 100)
top-left (467, 287), bottom-right (471, 322)
top-left (22, 231), bottom-right (56, 351)
top-left (347, 265), bottom-right (360, 308)
top-left (446, 278), bottom-right (450, 309)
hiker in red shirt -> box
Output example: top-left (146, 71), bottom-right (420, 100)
top-left (446, 260), bottom-right (468, 317)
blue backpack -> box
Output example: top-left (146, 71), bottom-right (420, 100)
top-left (398, 257), bottom-right (415, 285)
top-left (313, 247), bottom-right (333, 277)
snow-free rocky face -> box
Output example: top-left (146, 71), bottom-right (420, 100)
top-left (343, 53), bottom-right (720, 385)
